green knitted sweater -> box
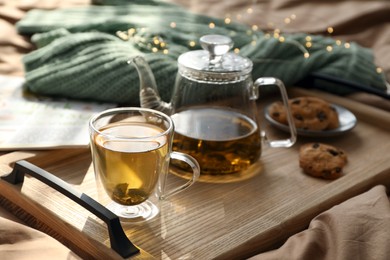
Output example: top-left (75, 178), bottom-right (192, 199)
top-left (17, 0), bottom-right (387, 105)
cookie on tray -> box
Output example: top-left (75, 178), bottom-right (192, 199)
top-left (269, 96), bottom-right (339, 131)
top-left (299, 142), bottom-right (348, 179)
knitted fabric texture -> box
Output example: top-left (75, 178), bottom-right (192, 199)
top-left (17, 1), bottom-right (387, 105)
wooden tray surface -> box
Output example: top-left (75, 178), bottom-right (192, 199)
top-left (1, 88), bottom-right (389, 259)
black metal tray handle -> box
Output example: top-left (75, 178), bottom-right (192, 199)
top-left (1, 160), bottom-right (140, 259)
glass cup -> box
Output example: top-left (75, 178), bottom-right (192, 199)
top-left (89, 107), bottom-right (200, 222)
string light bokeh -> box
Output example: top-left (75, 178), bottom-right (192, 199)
top-left (116, 2), bottom-right (384, 76)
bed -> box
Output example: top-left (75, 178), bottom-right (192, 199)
top-left (0, 1), bottom-right (389, 259)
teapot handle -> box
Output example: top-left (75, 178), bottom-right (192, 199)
top-left (254, 77), bottom-right (297, 148)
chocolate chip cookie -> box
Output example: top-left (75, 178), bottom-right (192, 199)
top-left (299, 142), bottom-right (348, 179)
top-left (269, 96), bottom-right (339, 131)
top-left (327, 106), bottom-right (339, 130)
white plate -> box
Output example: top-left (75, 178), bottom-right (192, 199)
top-left (264, 103), bottom-right (357, 137)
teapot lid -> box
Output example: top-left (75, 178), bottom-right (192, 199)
top-left (178, 35), bottom-right (252, 82)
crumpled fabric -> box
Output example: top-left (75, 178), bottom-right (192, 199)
top-left (0, 206), bottom-right (81, 260)
top-left (249, 185), bottom-right (390, 260)
top-left (16, 1), bottom-right (388, 105)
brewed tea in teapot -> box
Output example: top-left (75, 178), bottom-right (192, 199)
top-left (130, 34), bottom-right (296, 175)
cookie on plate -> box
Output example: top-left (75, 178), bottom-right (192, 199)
top-left (269, 96), bottom-right (339, 131)
top-left (299, 142), bottom-right (348, 179)
top-left (268, 101), bottom-right (289, 125)
top-left (327, 106), bottom-right (340, 130)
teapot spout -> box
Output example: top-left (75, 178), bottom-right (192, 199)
top-left (128, 56), bottom-right (172, 115)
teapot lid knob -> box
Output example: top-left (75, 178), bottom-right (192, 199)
top-left (177, 34), bottom-right (252, 82)
top-left (200, 35), bottom-right (233, 65)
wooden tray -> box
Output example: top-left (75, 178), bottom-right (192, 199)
top-left (1, 88), bottom-right (389, 259)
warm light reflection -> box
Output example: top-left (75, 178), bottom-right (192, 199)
top-left (128, 28), bottom-right (135, 34)
top-left (116, 31), bottom-right (128, 40)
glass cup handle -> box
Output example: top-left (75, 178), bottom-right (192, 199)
top-left (161, 152), bottom-right (200, 200)
top-left (253, 77), bottom-right (297, 148)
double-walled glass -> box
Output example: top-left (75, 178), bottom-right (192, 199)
top-left (89, 107), bottom-right (200, 222)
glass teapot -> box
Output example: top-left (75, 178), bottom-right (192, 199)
top-left (130, 34), bottom-right (296, 175)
